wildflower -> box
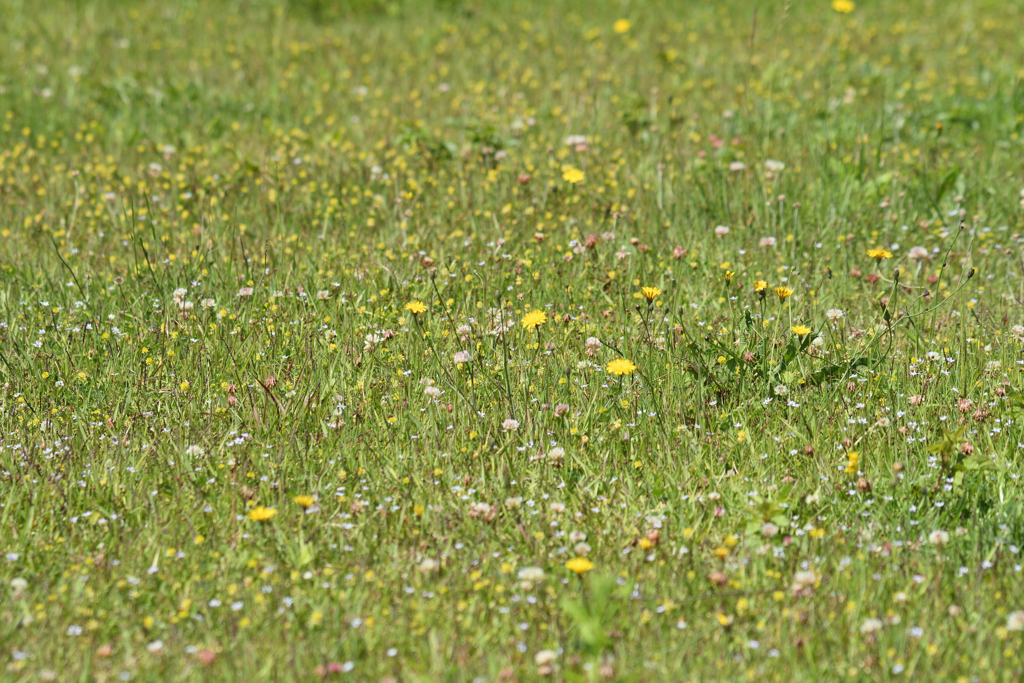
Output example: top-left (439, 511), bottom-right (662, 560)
top-left (832, 0), bottom-right (855, 12)
top-left (404, 301), bottom-right (427, 315)
top-left (641, 286), bottom-right (661, 302)
top-left (1007, 611), bottom-right (1024, 632)
top-left (774, 384), bottom-right (789, 396)
top-left (762, 522), bottom-right (779, 537)
top-left (860, 618), bottom-right (883, 636)
top-left (613, 19), bottom-right (631, 33)
top-left (565, 557), bottom-right (594, 575)
top-left (293, 495), bottom-right (315, 508)
top-left (729, 161), bottom-right (747, 172)
top-left (418, 558), bottom-right (439, 573)
top-left (547, 447), bottom-right (565, 461)
top-left (554, 403), bottom-right (570, 417)
top-left (1011, 325), bottom-right (1024, 342)
top-left (518, 567), bottom-right (545, 589)
top-left (453, 350), bottom-right (471, 364)
top-left (774, 286), bottom-right (794, 301)
top-left (606, 358), bottom-right (637, 376)
top-left (247, 506), bottom-right (277, 522)
top-left (764, 159), bottom-right (785, 172)
top-left (521, 310), bottom-right (547, 330)
top-left (844, 451), bottom-right (859, 475)
top-left (759, 236), bottom-right (777, 248)
top-left (985, 360), bottom-right (1001, 373)
top-left (201, 298), bottom-right (216, 309)
top-left (928, 530), bottom-right (949, 546)
top-left (562, 168), bottom-right (585, 184)
top-left (364, 332), bottom-right (383, 352)
top-left (502, 418), bottom-right (520, 432)
top-left (424, 385), bottom-right (441, 399)
top-left (237, 287), bottom-right (254, 297)
top-left (10, 577), bottom-right (28, 596)
top-left (867, 248), bottom-right (892, 261)
top-left (753, 280), bottom-right (768, 294)
top-left (908, 246), bottom-right (929, 261)
top-left (317, 290), bottom-right (331, 300)
top-left (184, 445), bottom-right (205, 458)
top-left (826, 308), bottom-right (844, 322)
top-left (791, 325), bottom-right (811, 336)
top-left (715, 225), bottom-right (730, 236)
top-left (792, 570), bottom-right (818, 596)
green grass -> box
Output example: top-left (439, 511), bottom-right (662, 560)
top-left (2, 0), bottom-right (1024, 680)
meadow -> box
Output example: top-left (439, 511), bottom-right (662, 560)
top-left (2, 0), bottom-right (1024, 680)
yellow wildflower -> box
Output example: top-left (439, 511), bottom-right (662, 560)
top-left (565, 557), bottom-right (594, 575)
top-left (641, 286), bottom-right (661, 301)
top-left (521, 310), bottom-right (547, 330)
top-left (247, 506), bottom-right (277, 522)
top-left (606, 358), bottom-right (637, 376)
top-left (562, 168), bottom-right (585, 184)
top-left (404, 301), bottom-right (427, 315)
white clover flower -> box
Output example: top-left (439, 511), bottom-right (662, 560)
top-left (1007, 611), bottom-right (1024, 632)
top-left (860, 618), bottom-right (883, 636)
top-left (502, 418), bottom-right (520, 432)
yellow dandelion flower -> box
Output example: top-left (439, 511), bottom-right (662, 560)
top-left (753, 280), bottom-right (768, 293)
top-left (521, 310), bottom-right (547, 330)
top-left (404, 301), bottom-right (427, 315)
top-left (774, 286), bottom-right (794, 301)
top-left (293, 495), bottom-right (315, 508)
top-left (832, 0), bottom-right (854, 13)
top-left (724, 270), bottom-right (735, 283)
top-left (791, 325), bottom-right (811, 336)
top-left (562, 168), bottom-right (585, 184)
top-left (247, 506), bottom-right (277, 522)
top-left (867, 248), bottom-right (892, 261)
top-left (606, 358), bottom-right (637, 376)
top-left (565, 557), bottom-right (594, 575)
top-left (613, 19), bottom-right (631, 33)
top-left (844, 451), bottom-right (859, 475)
top-left (641, 286), bottom-right (661, 301)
